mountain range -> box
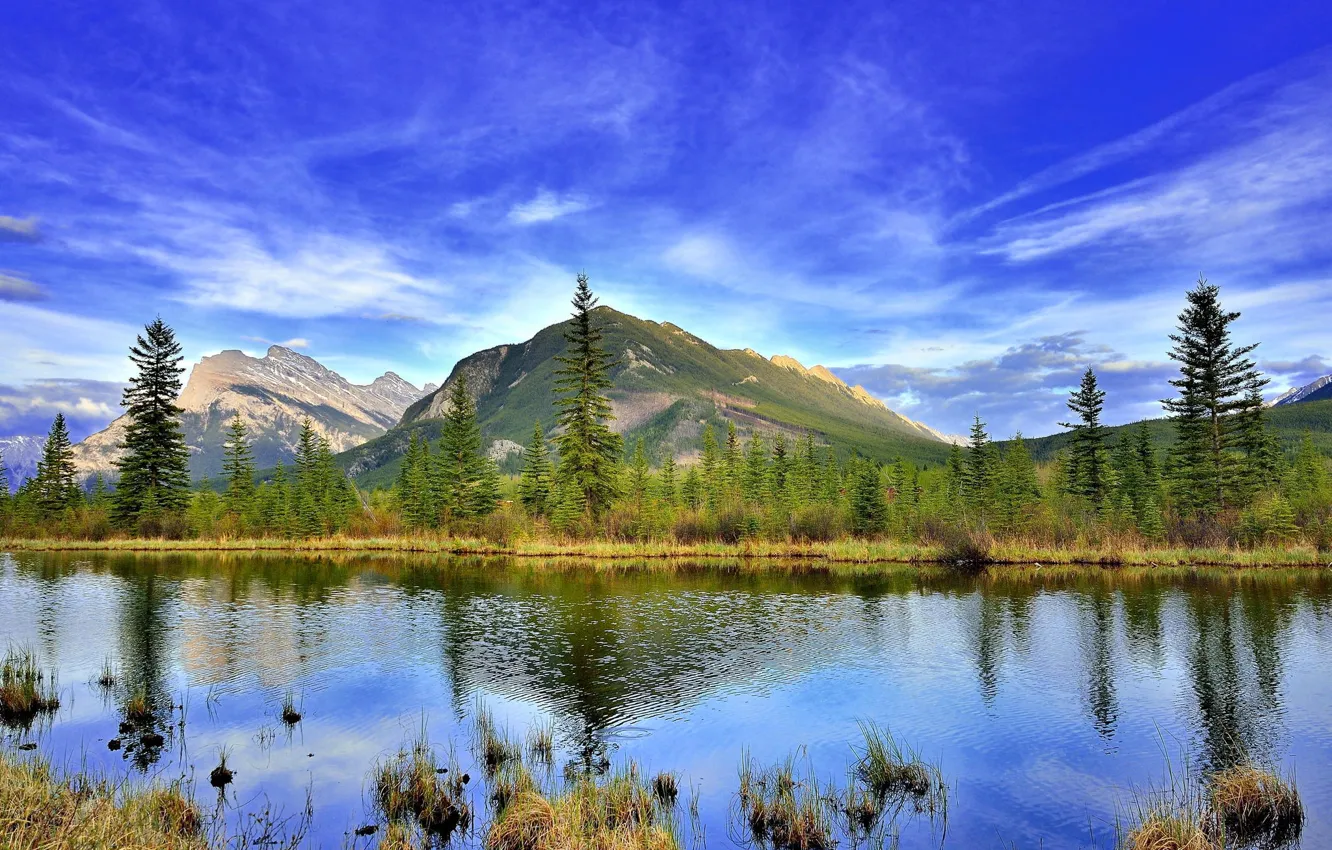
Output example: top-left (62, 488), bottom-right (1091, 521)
top-left (1272, 374), bottom-right (1332, 407)
top-left (68, 346), bottom-right (433, 483)
top-left (337, 306), bottom-right (955, 488)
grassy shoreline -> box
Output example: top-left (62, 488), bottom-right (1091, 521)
top-left (3, 535), bottom-right (1329, 567)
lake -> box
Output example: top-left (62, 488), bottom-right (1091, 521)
top-left (2, 551), bottom-right (1330, 848)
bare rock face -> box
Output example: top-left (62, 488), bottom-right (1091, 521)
top-left (72, 346), bottom-right (430, 481)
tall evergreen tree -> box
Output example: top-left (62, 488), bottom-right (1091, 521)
top-left (398, 432), bottom-right (433, 529)
top-left (435, 375), bottom-right (494, 517)
top-left (115, 317), bottom-right (191, 525)
top-left (1163, 277), bottom-right (1268, 515)
top-left (849, 459), bottom-right (888, 535)
top-left (0, 449), bottom-right (10, 521)
top-left (552, 274), bottom-right (622, 518)
top-left (700, 424), bottom-right (722, 509)
top-left (742, 431), bottom-right (769, 504)
top-left (657, 455), bottom-right (679, 506)
top-left (964, 415), bottom-right (996, 517)
top-left (221, 414), bottom-right (256, 516)
top-left (35, 413), bottom-right (80, 516)
top-left (680, 465), bottom-right (703, 510)
top-left (519, 422), bottom-right (554, 517)
top-left (626, 437), bottom-right (651, 505)
top-left (995, 434), bottom-right (1040, 533)
top-left (722, 421), bottom-right (743, 501)
top-left (1059, 368), bottom-right (1108, 504)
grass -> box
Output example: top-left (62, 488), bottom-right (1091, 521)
top-left (280, 690), bottom-right (302, 726)
top-left (96, 658), bottom-right (117, 690)
top-left (5, 533), bottom-right (1330, 567)
top-left (527, 719), bottom-right (555, 765)
top-left (475, 700), bottom-right (521, 774)
top-left (651, 772), bottom-right (678, 806)
top-left (1209, 764), bottom-right (1304, 845)
top-left (209, 748), bottom-right (234, 789)
top-left (736, 750), bottom-right (834, 850)
top-left (486, 760), bottom-right (680, 850)
top-left (371, 731), bottom-right (472, 842)
top-left (0, 646), bottom-right (60, 729)
top-left (0, 751), bottom-right (206, 849)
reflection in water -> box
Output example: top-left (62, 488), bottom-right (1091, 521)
top-left (2, 553), bottom-right (1331, 848)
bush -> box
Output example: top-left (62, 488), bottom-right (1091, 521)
top-left (789, 504), bottom-right (844, 542)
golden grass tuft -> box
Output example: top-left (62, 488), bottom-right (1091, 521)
top-left (1209, 764), bottom-right (1303, 844)
top-left (372, 734), bottom-right (472, 842)
top-left (487, 762), bottom-right (680, 850)
top-left (1124, 814), bottom-right (1217, 850)
top-left (0, 646), bottom-right (60, 728)
top-left (736, 751), bottom-right (834, 850)
top-left (0, 752), bottom-right (207, 849)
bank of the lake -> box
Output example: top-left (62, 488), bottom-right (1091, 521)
top-left (3, 534), bottom-right (1331, 567)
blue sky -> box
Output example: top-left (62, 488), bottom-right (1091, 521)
top-left (2, 0), bottom-right (1331, 442)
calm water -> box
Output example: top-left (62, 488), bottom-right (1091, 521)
top-left (2, 552), bottom-right (1331, 848)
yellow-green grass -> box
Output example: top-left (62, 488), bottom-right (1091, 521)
top-left (371, 734), bottom-right (472, 842)
top-left (4, 534), bottom-right (1329, 567)
top-left (0, 647), bottom-right (60, 728)
top-left (1209, 764), bottom-right (1303, 844)
top-left (0, 751), bottom-right (205, 850)
top-left (486, 761), bottom-right (679, 850)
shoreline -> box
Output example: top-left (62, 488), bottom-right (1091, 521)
top-left (3, 536), bottom-right (1329, 568)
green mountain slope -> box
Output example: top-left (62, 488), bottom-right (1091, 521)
top-left (1010, 399), bottom-right (1332, 461)
top-left (338, 307), bottom-right (953, 487)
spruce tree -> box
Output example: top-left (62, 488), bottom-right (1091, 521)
top-left (552, 274), bottom-right (622, 518)
top-left (680, 465), bottom-right (703, 509)
top-left (115, 317), bottom-right (191, 525)
top-left (35, 413), bottom-right (80, 516)
top-left (742, 431), bottom-right (769, 504)
top-left (849, 459), bottom-right (888, 535)
top-left (519, 422), bottom-right (554, 517)
top-left (1059, 368), bottom-right (1108, 504)
top-left (964, 415), bottom-right (995, 518)
top-left (221, 414), bottom-right (256, 516)
top-left (1163, 277), bottom-right (1267, 516)
top-left (0, 449), bottom-right (10, 523)
top-left (722, 421), bottom-right (743, 501)
top-left (942, 442), bottom-right (966, 521)
top-left (398, 432), bottom-right (433, 529)
top-left (435, 375), bottom-right (491, 518)
top-left (996, 435), bottom-right (1040, 533)
top-left (626, 437), bottom-right (651, 505)
top-left (657, 455), bottom-right (679, 506)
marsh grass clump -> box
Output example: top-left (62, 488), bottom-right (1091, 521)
top-left (280, 690), bottom-right (302, 726)
top-left (96, 657), bottom-right (117, 690)
top-left (1124, 814), bottom-right (1217, 850)
top-left (472, 703), bottom-right (520, 773)
top-left (853, 722), bottom-right (946, 809)
top-left (490, 760), bottom-right (540, 814)
top-left (486, 760), bottom-right (679, 850)
top-left (372, 734), bottom-right (472, 842)
top-left (1120, 749), bottom-right (1218, 850)
top-left (124, 687), bottom-right (154, 724)
top-left (527, 719), bottom-right (554, 765)
top-left (735, 751), bottom-right (834, 850)
top-left (1209, 764), bottom-right (1303, 845)
top-left (0, 646), bottom-right (60, 728)
top-left (0, 753), bottom-right (206, 848)
top-left (209, 749), bottom-right (234, 789)
top-left (652, 771), bottom-right (679, 806)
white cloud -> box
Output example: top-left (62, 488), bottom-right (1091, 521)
top-left (506, 189), bottom-right (593, 225)
top-left (0, 272), bottom-right (47, 301)
top-left (0, 215), bottom-right (41, 243)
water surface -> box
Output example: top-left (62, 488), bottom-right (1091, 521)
top-left (2, 552), bottom-right (1330, 848)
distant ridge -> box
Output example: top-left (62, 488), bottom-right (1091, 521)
top-left (72, 346), bottom-right (430, 482)
top-left (1272, 374), bottom-right (1332, 407)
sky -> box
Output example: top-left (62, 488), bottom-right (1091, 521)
top-left (2, 0), bottom-right (1332, 443)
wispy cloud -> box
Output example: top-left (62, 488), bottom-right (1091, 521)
top-left (0, 216), bottom-right (41, 243)
top-left (0, 272), bottom-right (47, 301)
top-left (243, 335), bottom-right (311, 350)
top-left (506, 190), bottom-right (594, 225)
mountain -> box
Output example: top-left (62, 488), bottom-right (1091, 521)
top-left (338, 306), bottom-right (953, 488)
top-left (0, 435), bottom-right (44, 493)
top-left (1272, 375), bottom-right (1332, 406)
top-left (72, 346), bottom-right (430, 482)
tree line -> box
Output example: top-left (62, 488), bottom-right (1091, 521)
top-left (2, 275), bottom-right (1328, 549)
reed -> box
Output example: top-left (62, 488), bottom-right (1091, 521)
top-left (1209, 763), bottom-right (1303, 845)
top-left (371, 731), bottom-right (472, 842)
top-left (0, 646), bottom-right (60, 728)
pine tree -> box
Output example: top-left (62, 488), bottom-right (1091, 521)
top-left (942, 442), bottom-right (966, 521)
top-left (398, 432), bottom-right (433, 529)
top-left (1235, 387), bottom-right (1281, 502)
top-left (1163, 277), bottom-right (1268, 516)
top-left (221, 414), bottom-right (256, 516)
top-left (1059, 368), bottom-right (1108, 504)
top-left (472, 456), bottom-right (501, 517)
top-left (435, 375), bottom-right (492, 518)
top-left (722, 421), bottom-right (743, 501)
top-left (742, 431), bottom-right (769, 504)
top-left (550, 478), bottom-right (586, 535)
top-left (518, 422), bottom-right (554, 517)
top-left (996, 434), bottom-right (1040, 533)
top-left (626, 437), bottom-right (651, 505)
top-left (657, 455), bottom-right (679, 506)
top-left (0, 449), bottom-right (10, 523)
top-left (115, 317), bottom-right (191, 525)
top-left (552, 274), bottom-right (622, 518)
top-left (770, 433), bottom-right (790, 503)
top-left (792, 434), bottom-right (818, 507)
top-left (964, 415), bottom-right (995, 518)
top-left (35, 413), bottom-right (80, 516)
top-left (849, 459), bottom-right (887, 535)
top-left (680, 465), bottom-right (703, 509)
